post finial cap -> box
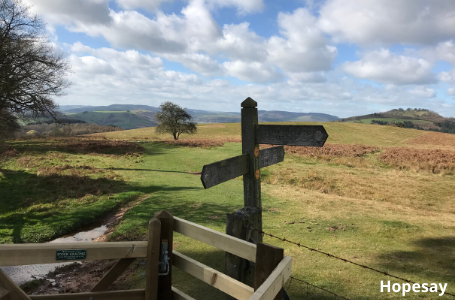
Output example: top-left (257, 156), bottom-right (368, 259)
top-left (241, 97), bottom-right (257, 108)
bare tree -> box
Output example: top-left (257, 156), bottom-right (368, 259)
top-left (155, 102), bottom-right (197, 140)
top-left (0, 0), bottom-right (71, 141)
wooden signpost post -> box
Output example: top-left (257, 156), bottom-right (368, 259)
top-left (200, 97), bottom-right (328, 294)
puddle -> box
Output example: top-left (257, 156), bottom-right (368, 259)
top-left (1, 225), bottom-right (107, 285)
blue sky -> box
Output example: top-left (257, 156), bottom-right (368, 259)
top-left (25, 0), bottom-right (455, 118)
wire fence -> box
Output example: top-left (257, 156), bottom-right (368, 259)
top-left (243, 220), bottom-right (455, 298)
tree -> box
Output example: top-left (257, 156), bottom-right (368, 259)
top-left (155, 102), bottom-right (197, 140)
top-left (0, 0), bottom-right (71, 140)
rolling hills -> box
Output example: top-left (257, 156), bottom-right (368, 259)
top-left (59, 104), bottom-right (339, 129)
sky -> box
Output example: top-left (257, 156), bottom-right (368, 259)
top-left (23, 0), bottom-right (455, 118)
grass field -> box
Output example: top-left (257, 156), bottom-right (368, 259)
top-left (1, 123), bottom-right (455, 299)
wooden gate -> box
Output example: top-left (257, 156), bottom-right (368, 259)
top-left (0, 210), bottom-right (291, 300)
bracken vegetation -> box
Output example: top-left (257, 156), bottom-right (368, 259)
top-left (379, 148), bottom-right (455, 174)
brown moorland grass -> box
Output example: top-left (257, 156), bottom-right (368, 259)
top-left (406, 131), bottom-right (455, 149)
top-left (262, 143), bottom-right (380, 157)
top-left (379, 147), bottom-right (455, 174)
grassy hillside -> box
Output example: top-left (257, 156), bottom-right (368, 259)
top-left (92, 122), bottom-right (443, 148)
top-left (67, 111), bottom-right (157, 130)
top-left (2, 122), bottom-right (455, 299)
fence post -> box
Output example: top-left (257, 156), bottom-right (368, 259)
top-left (225, 206), bottom-right (261, 299)
top-left (154, 210), bottom-right (174, 300)
top-left (254, 242), bottom-right (284, 300)
top-left (145, 218), bottom-right (161, 300)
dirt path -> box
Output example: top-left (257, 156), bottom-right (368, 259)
top-left (19, 194), bottom-right (151, 295)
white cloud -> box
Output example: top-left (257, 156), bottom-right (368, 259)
top-left (205, 0), bottom-right (264, 14)
top-left (162, 53), bottom-right (224, 75)
top-left (318, 0), bottom-right (455, 45)
top-left (343, 49), bottom-right (436, 85)
top-left (439, 69), bottom-right (455, 83)
top-left (447, 88), bottom-right (455, 96)
top-left (421, 40), bottom-right (455, 64)
top-left (69, 55), bottom-right (116, 75)
top-left (115, 0), bottom-right (173, 11)
top-left (409, 86), bottom-right (436, 98)
top-left (23, 0), bottom-right (111, 25)
top-left (267, 8), bottom-right (337, 73)
top-left (223, 61), bottom-right (282, 83)
top-left (71, 42), bottom-right (163, 69)
top-left (287, 72), bottom-right (326, 83)
top-left (215, 23), bottom-right (267, 62)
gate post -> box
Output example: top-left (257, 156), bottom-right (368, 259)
top-left (154, 210), bottom-right (174, 300)
top-left (225, 206), bottom-right (261, 299)
top-left (145, 217), bottom-right (161, 300)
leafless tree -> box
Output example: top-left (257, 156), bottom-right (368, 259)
top-left (0, 0), bottom-right (71, 143)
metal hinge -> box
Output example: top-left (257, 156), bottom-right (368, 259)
top-left (158, 239), bottom-right (170, 276)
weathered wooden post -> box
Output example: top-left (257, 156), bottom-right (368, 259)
top-left (145, 218), bottom-right (161, 300)
top-left (241, 98), bottom-right (262, 220)
top-left (154, 210), bottom-right (174, 300)
top-left (225, 206), bottom-right (262, 290)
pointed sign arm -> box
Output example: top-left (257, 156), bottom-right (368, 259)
top-left (256, 125), bottom-right (328, 147)
top-left (259, 146), bottom-right (284, 169)
top-left (201, 154), bottom-right (249, 189)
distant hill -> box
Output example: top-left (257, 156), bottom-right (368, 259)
top-left (67, 111), bottom-right (157, 130)
top-left (338, 108), bottom-right (455, 134)
top-left (60, 104), bottom-right (160, 114)
top-left (58, 104), bottom-right (339, 129)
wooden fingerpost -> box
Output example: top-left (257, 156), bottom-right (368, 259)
top-left (241, 97), bottom-right (262, 242)
top-left (154, 210), bottom-right (174, 300)
top-left (145, 218), bottom-right (161, 300)
top-left (254, 243), bottom-right (284, 300)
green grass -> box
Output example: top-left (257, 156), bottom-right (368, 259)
top-left (2, 128), bottom-right (454, 299)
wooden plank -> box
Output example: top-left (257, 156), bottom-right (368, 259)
top-left (254, 243), bottom-right (284, 300)
top-left (173, 251), bottom-right (254, 300)
top-left (201, 154), bottom-right (249, 189)
top-left (154, 211), bottom-right (174, 300)
top-left (0, 242), bottom-right (147, 266)
top-left (248, 256), bottom-right (292, 300)
top-left (90, 258), bottom-right (136, 292)
top-left (241, 97), bottom-right (262, 211)
top-left (0, 287), bottom-right (10, 300)
top-left (145, 218), bottom-right (161, 300)
top-left (174, 216), bottom-right (257, 263)
top-left (259, 146), bottom-right (284, 169)
top-left (256, 125), bottom-right (328, 147)
top-left (0, 269), bottom-right (31, 300)
top-left (29, 289), bottom-right (145, 300)
top-left (172, 287), bottom-right (196, 300)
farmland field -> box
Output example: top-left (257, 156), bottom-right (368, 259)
top-left (1, 122), bottom-right (454, 299)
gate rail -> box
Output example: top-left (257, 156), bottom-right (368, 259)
top-left (0, 211), bottom-right (291, 300)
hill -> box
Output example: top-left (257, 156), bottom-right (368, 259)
top-left (58, 104), bottom-right (339, 129)
top-left (67, 111), bottom-right (157, 130)
top-left (338, 108), bottom-right (455, 133)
